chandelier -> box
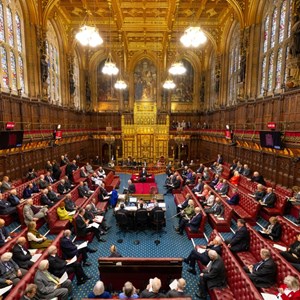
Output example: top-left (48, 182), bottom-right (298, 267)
top-left (75, 9), bottom-right (103, 47)
top-left (180, 26), bottom-right (207, 48)
top-left (102, 53), bottom-right (119, 75)
top-left (163, 78), bottom-right (176, 89)
top-left (169, 61), bottom-right (186, 75)
top-left (114, 79), bottom-right (127, 89)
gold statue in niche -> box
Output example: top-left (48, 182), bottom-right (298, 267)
top-left (134, 58), bottom-right (157, 101)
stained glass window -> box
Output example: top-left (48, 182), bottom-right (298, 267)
top-left (0, 0), bottom-right (26, 94)
top-left (227, 22), bottom-right (240, 105)
top-left (47, 21), bottom-right (61, 105)
top-left (260, 0), bottom-right (292, 94)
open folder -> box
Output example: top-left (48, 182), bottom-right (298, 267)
top-left (59, 272), bottom-right (68, 284)
top-left (0, 285), bottom-right (12, 296)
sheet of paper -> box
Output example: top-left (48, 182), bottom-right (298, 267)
top-left (197, 247), bottom-right (206, 254)
top-left (273, 244), bottom-right (287, 251)
top-left (87, 222), bottom-right (99, 229)
top-left (77, 241), bottom-right (88, 250)
top-left (261, 293), bottom-right (279, 300)
top-left (0, 285), bottom-right (12, 296)
top-left (59, 272), bottom-right (68, 284)
top-left (28, 249), bottom-right (37, 255)
top-left (30, 253), bottom-right (42, 262)
top-left (95, 215), bottom-right (104, 223)
top-left (66, 255), bottom-right (77, 265)
top-left (169, 279), bottom-right (178, 290)
top-left (68, 210), bottom-right (76, 216)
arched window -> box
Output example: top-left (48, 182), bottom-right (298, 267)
top-left (46, 21), bottom-right (61, 105)
top-left (73, 53), bottom-right (80, 109)
top-left (227, 23), bottom-right (240, 105)
top-left (260, 0), bottom-right (292, 95)
top-left (0, 0), bottom-right (26, 94)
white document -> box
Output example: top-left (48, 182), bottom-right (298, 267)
top-left (273, 244), bottom-right (287, 251)
top-left (30, 253), bottom-right (42, 262)
top-left (261, 293), bottom-right (279, 300)
top-left (197, 247), bottom-right (206, 254)
top-left (87, 222), bottom-right (99, 229)
top-left (59, 272), bottom-right (68, 284)
top-left (217, 217), bottom-right (224, 220)
top-left (118, 194), bottom-right (126, 200)
top-left (169, 279), bottom-right (178, 290)
top-left (0, 285), bottom-right (12, 296)
top-left (28, 249), bottom-right (37, 255)
top-left (66, 255), bottom-right (77, 265)
top-left (68, 210), bottom-right (76, 216)
top-left (94, 215), bottom-right (104, 223)
top-left (104, 196), bottom-right (110, 200)
top-left (149, 278), bottom-right (153, 292)
top-left (107, 191), bottom-right (112, 195)
top-left (77, 241), bottom-right (88, 250)
top-left (158, 203), bottom-right (166, 208)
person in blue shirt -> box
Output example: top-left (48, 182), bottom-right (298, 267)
top-left (119, 281), bottom-right (139, 299)
top-left (87, 281), bottom-right (111, 299)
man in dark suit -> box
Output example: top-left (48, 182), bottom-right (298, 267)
top-left (226, 189), bottom-right (240, 205)
top-left (166, 278), bottom-right (188, 298)
top-left (177, 207), bottom-right (202, 235)
top-left (176, 193), bottom-right (192, 214)
top-left (165, 175), bottom-right (181, 194)
top-left (0, 218), bottom-right (11, 247)
top-left (60, 229), bottom-right (96, 267)
top-left (20, 283), bottom-right (37, 300)
top-left (40, 189), bottom-right (55, 207)
top-left (47, 185), bottom-right (61, 202)
top-left (12, 237), bottom-right (34, 269)
top-left (7, 189), bottom-right (23, 206)
top-left (78, 181), bottom-right (89, 198)
top-left (184, 236), bottom-right (223, 275)
top-left (259, 187), bottom-right (276, 208)
top-left (47, 245), bottom-right (90, 285)
top-left (57, 179), bottom-right (69, 195)
top-left (258, 216), bottom-right (282, 241)
top-left (226, 219), bottom-right (250, 252)
top-left (250, 171), bottom-right (266, 186)
top-left (38, 175), bottom-right (49, 190)
top-left (45, 171), bottom-right (54, 184)
top-left (0, 193), bottom-right (16, 215)
top-left (196, 250), bottom-right (227, 299)
top-left (75, 208), bottom-right (105, 242)
top-left (123, 179), bottom-right (136, 194)
top-left (204, 197), bottom-right (224, 217)
top-left (64, 193), bottom-right (77, 212)
top-left (244, 248), bottom-right (277, 288)
top-left (139, 167), bottom-right (148, 182)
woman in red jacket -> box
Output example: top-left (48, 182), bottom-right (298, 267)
top-left (278, 275), bottom-right (300, 300)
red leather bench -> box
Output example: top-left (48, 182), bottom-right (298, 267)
top-left (47, 199), bottom-right (70, 234)
top-left (260, 192), bottom-right (288, 220)
top-left (238, 175), bottom-right (258, 194)
top-left (72, 168), bottom-right (87, 184)
top-left (0, 227), bottom-right (28, 256)
top-left (104, 171), bottom-right (120, 192)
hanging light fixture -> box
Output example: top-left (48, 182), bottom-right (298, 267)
top-left (169, 61), bottom-right (186, 75)
top-left (75, 10), bottom-right (103, 47)
top-left (163, 78), bottom-right (176, 89)
top-left (180, 26), bottom-right (207, 48)
top-left (114, 78), bottom-right (127, 89)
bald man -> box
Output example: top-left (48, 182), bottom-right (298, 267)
top-left (12, 237), bottom-right (34, 269)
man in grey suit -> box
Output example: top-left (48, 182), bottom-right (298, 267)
top-left (34, 259), bottom-right (72, 300)
top-left (23, 198), bottom-right (48, 226)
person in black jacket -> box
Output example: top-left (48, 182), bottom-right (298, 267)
top-left (0, 218), bottom-right (11, 246)
top-left (244, 248), bottom-right (277, 288)
top-left (258, 216), bottom-right (282, 241)
top-left (0, 193), bottom-right (16, 215)
top-left (47, 245), bottom-right (90, 286)
top-left (140, 277), bottom-right (166, 298)
top-left (7, 189), bottom-right (24, 207)
top-left (280, 233), bottom-right (300, 264)
top-left (259, 187), bottom-right (277, 208)
top-left (40, 189), bottom-right (55, 207)
top-left (226, 219), bottom-right (250, 252)
top-left (12, 237), bottom-right (34, 269)
top-left (166, 278), bottom-right (188, 298)
top-left (64, 193), bottom-right (77, 212)
top-left (196, 250), bottom-right (227, 299)
top-left (250, 171), bottom-right (266, 186)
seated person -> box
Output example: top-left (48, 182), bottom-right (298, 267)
top-left (23, 183), bottom-right (39, 199)
top-left (280, 233), bottom-right (300, 264)
top-left (196, 163), bottom-right (204, 174)
top-left (40, 188), bottom-right (55, 207)
top-left (181, 166), bottom-right (189, 180)
top-left (51, 160), bottom-right (61, 181)
top-left (277, 275), bottom-right (300, 300)
top-left (202, 191), bottom-right (215, 208)
top-left (26, 168), bottom-right (38, 180)
top-left (20, 283), bottom-right (38, 300)
top-left (185, 171), bottom-right (196, 185)
top-left (84, 204), bottom-right (109, 232)
top-left (63, 175), bottom-right (74, 190)
top-left (87, 280), bottom-right (111, 298)
top-left (64, 193), bottom-right (78, 212)
top-left (139, 167), bottom-right (148, 182)
top-left (184, 236), bottom-right (222, 275)
top-left (90, 197), bottom-right (105, 216)
top-left (47, 185), bottom-right (62, 202)
top-left (12, 237), bottom-right (34, 270)
top-left (123, 179), bottom-right (136, 194)
top-left (166, 278), bottom-right (188, 298)
top-left (34, 259), bottom-right (72, 300)
top-left (27, 221), bottom-right (52, 250)
top-left (0, 218), bottom-right (11, 246)
top-left (119, 281), bottom-right (138, 299)
top-left (0, 252), bottom-right (27, 286)
top-left (202, 168), bottom-right (210, 181)
top-left (243, 248), bottom-right (277, 288)
top-left (176, 192), bottom-right (192, 214)
top-left (196, 250), bottom-right (227, 299)
top-left (7, 188), bottom-right (24, 206)
top-left (258, 216), bottom-right (282, 241)
top-left (86, 162), bottom-right (94, 174)
top-left (78, 181), bottom-right (91, 198)
top-left (109, 244), bottom-right (122, 258)
top-left (91, 172), bottom-right (103, 186)
top-left (242, 164), bottom-right (251, 177)
top-left (0, 192), bottom-right (16, 215)
top-left (97, 166), bottom-right (106, 179)
top-left (215, 163), bottom-right (223, 175)
top-left (192, 178), bottom-right (204, 193)
top-left (195, 184), bottom-right (210, 202)
top-left (209, 174), bottom-right (220, 189)
top-left (164, 175), bottom-right (181, 194)
top-left (229, 171), bottom-right (241, 185)
top-left (204, 197), bottom-right (224, 217)
top-left (177, 206), bottom-right (202, 235)
top-left (226, 188), bottom-right (240, 205)
top-left (215, 179), bottom-right (229, 195)
top-left (57, 201), bottom-right (74, 222)
top-left (98, 183), bottom-right (110, 202)
top-left (252, 184), bottom-right (266, 201)
top-left (259, 187), bottom-right (277, 207)
top-left (47, 245), bottom-right (90, 286)
top-left (1, 176), bottom-right (13, 193)
top-left (226, 219), bottom-right (250, 252)
top-left (57, 179), bottom-right (70, 195)
top-left (250, 171), bottom-right (266, 186)
top-left (23, 198), bottom-right (48, 226)
top-left (38, 175), bottom-right (49, 189)
top-left (80, 166), bottom-right (89, 178)
top-left (140, 277), bottom-right (165, 298)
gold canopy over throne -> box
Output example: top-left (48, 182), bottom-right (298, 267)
top-left (121, 101), bottom-right (169, 163)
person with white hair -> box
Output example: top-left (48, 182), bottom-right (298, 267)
top-left (0, 252), bottom-right (26, 286)
top-left (34, 259), bottom-right (72, 300)
top-left (140, 277), bottom-right (165, 298)
top-left (196, 250), bottom-right (226, 299)
top-left (87, 280), bottom-right (111, 298)
top-left (177, 206), bottom-right (202, 236)
top-left (184, 236), bottom-right (223, 275)
top-left (20, 283), bottom-right (37, 300)
top-left (119, 281), bottom-right (138, 299)
top-left (23, 198), bottom-right (48, 226)
top-left (166, 278), bottom-right (188, 298)
top-left (277, 275), bottom-right (300, 299)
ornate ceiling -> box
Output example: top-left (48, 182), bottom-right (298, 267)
top-left (53, 0), bottom-right (245, 58)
